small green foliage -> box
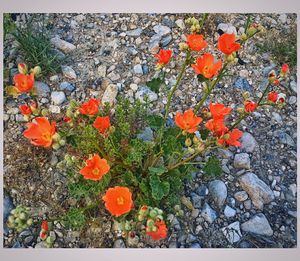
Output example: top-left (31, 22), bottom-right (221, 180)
top-left (199, 129), bottom-right (209, 140)
top-left (7, 206), bottom-right (33, 233)
top-left (124, 139), bottom-right (150, 167)
top-left (146, 114), bottom-right (164, 130)
top-left (146, 77), bottom-right (165, 93)
top-left (149, 175), bottom-right (170, 200)
top-left (62, 208), bottom-right (86, 230)
top-left (3, 14), bottom-right (16, 40)
top-left (203, 156), bottom-right (222, 177)
top-left (123, 171), bottom-right (139, 186)
top-left (148, 166), bottom-right (168, 176)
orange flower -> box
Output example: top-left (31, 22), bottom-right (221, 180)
top-left (205, 118), bottom-right (228, 137)
top-left (41, 221), bottom-right (49, 231)
top-left (281, 63), bottom-right (289, 74)
top-left (186, 34), bottom-right (208, 51)
top-left (175, 109), bottom-right (203, 133)
top-left (192, 53), bottom-right (222, 79)
top-left (102, 186), bottom-right (133, 217)
top-left (93, 116), bottom-right (111, 134)
top-left (14, 73), bottom-right (35, 93)
top-left (19, 104), bottom-right (32, 116)
top-left (267, 91), bottom-right (278, 103)
top-left (80, 154), bottom-right (110, 181)
top-left (209, 102), bottom-right (231, 120)
top-left (23, 117), bottom-right (56, 148)
top-left (218, 129), bottom-right (243, 147)
top-left (79, 98), bottom-right (100, 116)
top-left (146, 220), bottom-right (168, 240)
top-left (155, 49), bottom-right (172, 65)
top-left (244, 101), bottom-right (257, 112)
top-left (218, 33), bottom-right (241, 55)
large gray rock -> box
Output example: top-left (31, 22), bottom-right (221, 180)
top-left (221, 221), bottom-right (242, 244)
top-left (240, 132), bottom-right (257, 153)
top-left (102, 84), bottom-right (118, 105)
top-left (234, 153), bottom-right (251, 169)
top-left (51, 36), bottom-right (76, 53)
top-left (241, 213), bottom-right (273, 236)
top-left (238, 173), bottom-right (274, 209)
top-left (209, 180), bottom-right (227, 209)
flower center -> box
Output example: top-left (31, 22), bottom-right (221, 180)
top-left (116, 196), bottom-right (124, 205)
top-left (92, 168), bottom-right (100, 176)
top-left (42, 132), bottom-right (51, 142)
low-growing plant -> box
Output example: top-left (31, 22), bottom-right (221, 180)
top-left (5, 15), bottom-right (291, 243)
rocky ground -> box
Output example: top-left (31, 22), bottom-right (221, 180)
top-left (3, 13), bottom-right (297, 248)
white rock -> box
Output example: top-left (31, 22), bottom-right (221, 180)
top-left (175, 19), bottom-right (185, 30)
top-left (51, 91), bottom-right (66, 105)
top-left (221, 221), bottom-right (242, 244)
top-left (153, 24), bottom-right (171, 36)
top-left (240, 133), bottom-right (257, 153)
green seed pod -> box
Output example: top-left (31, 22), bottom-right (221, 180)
top-left (185, 138), bottom-right (192, 147)
top-left (156, 215), bottom-right (163, 221)
top-left (46, 236), bottom-right (54, 245)
top-left (27, 219), bottom-right (33, 226)
top-left (52, 143), bottom-right (60, 150)
top-left (59, 139), bottom-right (66, 146)
top-left (19, 212), bottom-right (26, 220)
top-left (8, 216), bottom-right (15, 224)
top-left (149, 210), bottom-right (157, 218)
top-left (15, 218), bottom-right (21, 224)
top-left (138, 215), bottom-right (144, 222)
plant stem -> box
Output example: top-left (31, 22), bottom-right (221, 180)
top-left (168, 151), bottom-right (200, 171)
top-left (164, 51), bottom-right (191, 121)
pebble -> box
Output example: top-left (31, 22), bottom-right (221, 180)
top-left (4, 196), bottom-right (14, 222)
top-left (191, 193), bottom-right (202, 209)
top-left (133, 64), bottom-right (144, 75)
top-left (126, 28), bottom-right (143, 37)
top-left (137, 127), bottom-right (154, 142)
top-left (129, 83), bottom-right (138, 92)
top-left (234, 153), bottom-right (251, 169)
top-left (289, 96), bottom-right (297, 105)
top-left (61, 65), bottom-right (77, 80)
top-left (217, 23), bottom-right (237, 35)
top-left (234, 191), bottom-right (248, 202)
top-left (238, 172), bottom-right (275, 209)
top-left (161, 35), bottom-right (172, 47)
top-left (148, 34), bottom-right (161, 54)
top-left (201, 203), bottom-right (217, 223)
top-left (59, 82), bottom-right (75, 93)
top-left (51, 36), bottom-right (76, 53)
top-left (208, 180), bottom-right (227, 209)
top-left (135, 86), bottom-right (158, 102)
top-left (272, 112), bottom-right (282, 123)
top-left (153, 24), bottom-right (171, 36)
top-left (241, 213), bottom-right (273, 236)
top-left (49, 105), bottom-right (61, 114)
top-left (221, 221), bottom-right (242, 244)
top-left (234, 77), bottom-right (253, 92)
top-left (175, 19), bottom-right (185, 29)
top-left (224, 205), bottom-right (236, 218)
top-left (279, 13), bottom-right (287, 24)
top-left (97, 65), bottom-right (107, 78)
top-left (102, 84), bottom-right (118, 105)
top-left (50, 92), bottom-right (66, 106)
top-left (35, 82), bottom-right (51, 97)
top-left (240, 132), bottom-right (257, 153)
top-left (50, 75), bottom-right (59, 82)
top-left (290, 80), bottom-right (297, 93)
top-left (190, 243), bottom-right (201, 248)
top-left (15, 114), bottom-right (26, 122)
top-left (167, 214), bottom-right (181, 230)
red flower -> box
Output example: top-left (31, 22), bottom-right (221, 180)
top-left (209, 102), bottom-right (231, 120)
top-left (192, 53), bottom-right (222, 79)
top-left (281, 63), bottom-right (289, 74)
top-left (244, 101), bottom-right (257, 113)
top-left (186, 34), bottom-right (208, 51)
top-left (205, 118), bottom-right (228, 137)
top-left (93, 116), bottom-right (111, 134)
top-left (80, 154), bottom-right (110, 181)
top-left (146, 220), bottom-right (168, 240)
top-left (41, 221), bottom-right (49, 232)
top-left (63, 116), bottom-right (72, 123)
top-left (23, 117), bottom-right (56, 148)
top-left (218, 129), bottom-right (243, 147)
top-left (14, 73), bottom-right (35, 93)
top-left (273, 79), bottom-right (280, 86)
top-left (218, 33), bottom-right (241, 55)
top-left (267, 91), bottom-right (278, 103)
top-left (155, 49), bottom-right (172, 65)
top-left (19, 104), bottom-right (32, 116)
top-left (175, 109), bottom-right (203, 133)
top-left (102, 186), bottom-right (133, 217)
top-left (79, 98), bottom-right (100, 116)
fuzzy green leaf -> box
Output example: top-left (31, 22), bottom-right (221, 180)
top-left (147, 114), bottom-right (164, 130)
top-left (148, 166), bottom-right (168, 176)
top-left (146, 77), bottom-right (165, 93)
top-left (203, 156), bottom-right (222, 177)
top-left (149, 175), bottom-right (170, 200)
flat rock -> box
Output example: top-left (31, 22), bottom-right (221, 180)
top-left (208, 180), bottom-right (227, 209)
top-left (153, 24), bottom-right (171, 36)
top-left (201, 203), bottom-right (217, 223)
top-left (35, 82), bottom-right (50, 97)
top-left (240, 132), bottom-right (257, 153)
top-left (234, 153), bottom-right (250, 169)
top-left (241, 213), bottom-right (273, 236)
top-left (126, 28), bottom-right (143, 37)
top-left (224, 205), bottom-right (236, 218)
top-left (175, 19), bottom-right (185, 30)
top-left (234, 191), bottom-right (248, 202)
top-left (148, 34), bottom-right (161, 54)
top-left (133, 64), bottom-right (143, 75)
top-left (62, 66), bottom-right (77, 80)
top-left (51, 36), bottom-right (76, 53)
top-left (238, 172), bottom-right (274, 209)
top-left (221, 221), bottom-right (242, 244)
top-left (113, 239), bottom-right (126, 248)
top-left (102, 84), bottom-right (118, 105)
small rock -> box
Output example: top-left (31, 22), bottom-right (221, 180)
top-left (217, 149), bottom-right (233, 159)
top-left (97, 65), bottom-right (107, 78)
top-left (201, 203), bottom-right (217, 223)
top-left (153, 24), bottom-right (171, 36)
top-left (217, 23), bottom-right (237, 35)
top-left (133, 64), bottom-right (143, 75)
top-left (15, 114), bottom-right (26, 122)
top-left (35, 82), bottom-right (50, 97)
top-left (61, 66), bottom-right (77, 80)
top-left (102, 84), bottom-right (118, 105)
top-left (50, 75), bottom-right (59, 82)
top-left (263, 64), bottom-right (276, 77)
top-left (148, 34), bottom-right (161, 54)
top-left (272, 112), bottom-right (282, 123)
top-left (137, 127), bottom-right (154, 142)
top-left (127, 47), bottom-right (138, 56)
top-left (290, 80), bottom-right (297, 93)
top-left (278, 13), bottom-right (287, 24)
top-left (224, 205), bottom-right (236, 218)
top-left (175, 19), bottom-right (185, 30)
top-left (276, 131), bottom-right (295, 147)
top-left (129, 83), bottom-right (138, 92)
top-left (161, 35), bottom-right (172, 47)
top-left (238, 172), bottom-right (275, 209)
top-left (49, 105), bottom-right (61, 114)
top-left (167, 214), bottom-right (181, 230)
top-left (241, 213), bottom-right (273, 236)
top-left (59, 82), bottom-right (75, 93)
top-left (240, 132), bottom-right (257, 153)
top-left (191, 208), bottom-right (200, 218)
top-left (196, 185), bottom-right (208, 197)
top-left (51, 91), bottom-right (66, 105)
top-left (135, 86), bottom-right (158, 102)
top-left (50, 36), bottom-right (76, 53)
top-left (234, 77), bottom-right (253, 92)
top-left (191, 193), bottom-right (202, 209)
top-left (107, 71), bottom-right (120, 82)
top-left (4, 196), bottom-right (14, 222)
top-left (221, 221), bottom-right (242, 244)
top-left (126, 28), bottom-right (143, 37)
top-left (208, 180), bottom-right (227, 209)
top-left (234, 191), bottom-right (248, 202)
top-left (289, 96), bottom-right (297, 105)
top-left (190, 243), bottom-right (201, 248)
top-left (234, 153), bottom-right (251, 169)
top-left (243, 200), bottom-right (252, 210)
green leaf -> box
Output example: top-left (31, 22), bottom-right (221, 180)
top-left (146, 114), bottom-right (164, 130)
top-left (62, 208), bottom-right (86, 230)
top-left (197, 74), bottom-right (208, 83)
top-left (149, 175), bottom-right (170, 200)
top-left (203, 156), bottom-right (222, 177)
top-left (199, 129), bottom-right (210, 140)
top-left (66, 134), bottom-right (77, 147)
top-left (148, 166), bottom-right (168, 176)
top-left (146, 77), bottom-right (165, 93)
top-left (124, 171), bottom-right (138, 186)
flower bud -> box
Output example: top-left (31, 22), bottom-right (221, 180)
top-left (27, 218), bottom-right (33, 226)
top-left (18, 63), bottom-right (28, 74)
top-left (196, 142), bottom-right (205, 153)
top-left (52, 133), bottom-right (61, 142)
top-left (32, 66), bottom-right (42, 77)
top-left (193, 135), bottom-right (200, 144)
top-left (242, 91), bottom-right (250, 99)
top-left (237, 107), bottom-right (245, 114)
top-left (179, 42), bottom-right (189, 51)
top-left (41, 108), bottom-right (49, 116)
top-left (149, 209), bottom-right (157, 218)
top-left (188, 147), bottom-right (195, 154)
top-left (185, 138), bottom-right (192, 147)
top-left (138, 215), bottom-right (144, 222)
top-left (19, 212), bottom-right (26, 220)
top-left (59, 139), bottom-right (66, 146)
top-left (46, 236), bottom-right (54, 245)
top-left (247, 26), bottom-right (257, 36)
top-left (52, 143), bottom-right (60, 150)
top-left (240, 33), bottom-right (247, 41)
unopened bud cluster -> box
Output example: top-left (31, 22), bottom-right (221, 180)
top-left (137, 206), bottom-right (164, 233)
top-left (7, 206), bottom-right (33, 232)
top-left (185, 17), bottom-right (201, 33)
top-left (52, 133), bottom-right (66, 150)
